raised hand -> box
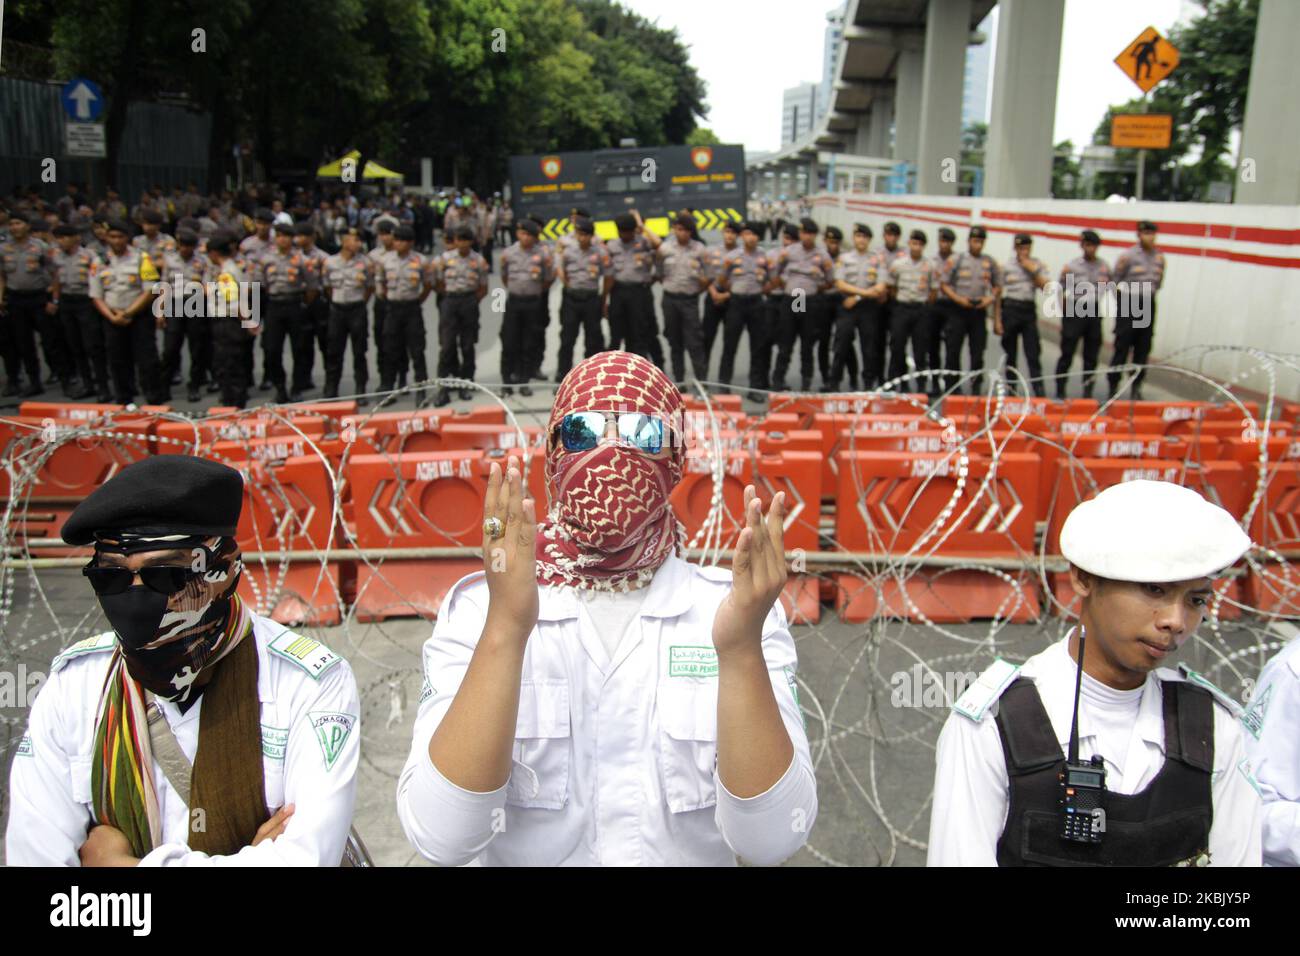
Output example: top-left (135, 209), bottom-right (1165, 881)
top-left (713, 486), bottom-right (787, 657)
top-left (482, 460), bottom-right (539, 642)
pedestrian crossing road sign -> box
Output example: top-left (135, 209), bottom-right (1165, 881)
top-left (1115, 26), bottom-right (1180, 94)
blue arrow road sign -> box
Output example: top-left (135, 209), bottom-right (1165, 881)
top-left (61, 78), bottom-right (104, 122)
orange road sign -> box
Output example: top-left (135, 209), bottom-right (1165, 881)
top-left (1115, 26), bottom-right (1180, 94)
top-left (1111, 113), bottom-right (1173, 149)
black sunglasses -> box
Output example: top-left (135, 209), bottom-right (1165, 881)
top-left (82, 561), bottom-right (213, 597)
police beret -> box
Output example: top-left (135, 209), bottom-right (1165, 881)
top-left (339, 226), bottom-right (362, 238)
top-left (517, 219), bottom-right (541, 237)
top-left (61, 455), bottom-right (245, 546)
top-left (673, 212), bottom-right (695, 229)
top-left (375, 220), bottom-right (395, 234)
top-left (454, 226), bottom-right (475, 241)
top-left (254, 208), bottom-right (274, 223)
top-left (273, 222), bottom-right (294, 236)
top-left (572, 208), bottom-right (591, 219)
top-left (969, 226), bottom-right (988, 239)
top-left (293, 221), bottom-right (315, 236)
top-left (909, 229), bottom-right (927, 243)
top-left (53, 224), bottom-right (79, 237)
top-left (799, 218), bottom-right (819, 234)
top-left (175, 229), bottom-right (199, 245)
top-left (141, 209), bottom-right (163, 225)
top-left (1137, 219), bottom-right (1158, 232)
top-left (105, 218), bottom-right (132, 235)
top-left (573, 217), bottom-right (595, 235)
top-left (782, 223), bottom-right (800, 241)
top-left (1060, 480), bottom-right (1251, 583)
top-left (883, 221), bottom-right (902, 235)
top-left (854, 222), bottom-right (873, 237)
top-left (207, 229), bottom-right (237, 253)
top-left (740, 220), bottom-right (760, 234)
top-left (1014, 232), bottom-right (1032, 246)
top-left (8, 212), bottom-right (29, 225)
top-left (614, 214), bottom-right (636, 233)
top-left (824, 225), bottom-right (843, 241)
top-left (722, 219), bottom-right (740, 232)
top-left (1080, 230), bottom-right (1101, 244)
top-left (394, 225), bottom-right (415, 241)
top-left (938, 227), bottom-right (956, 241)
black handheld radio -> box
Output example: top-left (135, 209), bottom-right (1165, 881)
top-left (1059, 625), bottom-right (1107, 844)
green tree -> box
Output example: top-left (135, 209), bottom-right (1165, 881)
top-left (686, 127), bottom-right (721, 146)
top-left (1052, 140), bottom-right (1082, 199)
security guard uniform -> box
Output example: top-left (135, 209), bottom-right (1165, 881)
top-left (772, 219), bottom-right (834, 392)
top-left (158, 230), bottom-right (212, 402)
top-left (605, 215), bottom-right (663, 367)
top-left (813, 225), bottom-right (846, 391)
top-left (321, 229), bottom-right (373, 399)
top-left (0, 217), bottom-right (55, 395)
top-left (296, 221), bottom-right (332, 391)
top-left (432, 228), bottom-right (489, 403)
top-left (940, 226), bottom-right (1002, 395)
top-left (1108, 220), bottom-right (1166, 399)
top-left (1000, 233), bottom-right (1050, 398)
top-left (655, 216), bottom-right (710, 384)
top-left (555, 218), bottom-right (610, 381)
top-left (875, 222), bottom-right (906, 388)
top-left (369, 223), bottom-right (399, 386)
top-left (716, 223), bottom-right (771, 394)
top-left (499, 221), bottom-right (554, 392)
top-left (206, 232), bottom-right (256, 408)
top-left (927, 228), bottom-right (958, 397)
top-left (48, 225), bottom-right (100, 399)
top-left (885, 231), bottom-right (937, 390)
top-left (702, 222), bottom-right (739, 373)
top-left (88, 228), bottom-right (163, 404)
top-left (259, 224), bottom-right (314, 403)
top-left (377, 226), bottom-right (432, 393)
top-left (1055, 230), bottom-right (1112, 399)
top-left (829, 224), bottom-right (886, 391)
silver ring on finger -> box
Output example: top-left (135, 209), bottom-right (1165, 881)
top-left (483, 516), bottom-right (505, 540)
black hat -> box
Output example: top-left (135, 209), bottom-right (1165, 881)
top-left (517, 219), bottom-right (541, 237)
top-left (1137, 219), bottom-right (1158, 232)
top-left (53, 224), bottom-right (79, 237)
top-left (824, 225), bottom-right (843, 241)
top-left (909, 229), bottom-right (927, 244)
top-left (614, 213), bottom-right (636, 233)
top-left (207, 229), bottom-right (237, 254)
top-left (799, 217), bottom-right (819, 234)
top-left (573, 216), bottom-right (595, 235)
top-left (1013, 232), bottom-right (1032, 247)
top-left (853, 222), bottom-right (873, 238)
top-left (375, 220), bottom-right (395, 234)
top-left (883, 221), bottom-right (901, 236)
top-left (1080, 229), bottom-right (1101, 244)
top-left (454, 225), bottom-right (475, 241)
top-left (673, 212), bottom-right (695, 229)
top-left (782, 223), bottom-right (800, 241)
top-left (722, 218), bottom-right (740, 233)
top-left (61, 455), bottom-right (245, 546)
top-left (969, 225), bottom-right (988, 239)
top-left (293, 221), bottom-right (315, 236)
top-left (740, 220), bottom-right (760, 234)
top-left (254, 208), bottom-right (274, 223)
top-left (141, 209), bottom-right (163, 225)
top-left (105, 218), bottom-right (132, 235)
top-left (339, 226), bottom-right (362, 238)
top-left (273, 222), bottom-right (294, 236)
top-left (938, 227), bottom-right (956, 241)
top-left (571, 207), bottom-right (591, 218)
top-left (175, 228), bottom-right (199, 245)
top-left (7, 212), bottom-right (29, 225)
top-left (394, 224), bottom-right (415, 241)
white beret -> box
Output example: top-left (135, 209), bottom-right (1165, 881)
top-left (1060, 479), bottom-right (1251, 582)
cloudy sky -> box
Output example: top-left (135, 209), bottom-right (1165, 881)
top-left (621, 0), bottom-right (1187, 153)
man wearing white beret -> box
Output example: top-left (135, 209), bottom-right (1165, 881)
top-left (927, 480), bottom-right (1262, 866)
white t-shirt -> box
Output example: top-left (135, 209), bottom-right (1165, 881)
top-left (576, 585), bottom-right (651, 663)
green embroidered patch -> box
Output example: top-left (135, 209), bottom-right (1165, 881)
top-left (669, 646), bottom-right (718, 678)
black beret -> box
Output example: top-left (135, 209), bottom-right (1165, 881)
top-left (8, 212), bottom-right (29, 225)
top-left (673, 212), bottom-right (695, 229)
top-left (61, 455), bottom-right (244, 545)
top-left (105, 218), bottom-right (132, 234)
top-left (273, 222), bottom-right (295, 236)
top-left (909, 229), bottom-right (927, 243)
top-left (573, 216), bottom-right (595, 235)
top-left (572, 208), bottom-right (590, 218)
top-left (394, 225), bottom-right (415, 241)
top-left (969, 225), bottom-right (988, 239)
top-left (454, 226), bottom-right (475, 241)
top-left (824, 225), bottom-right (843, 241)
top-left (254, 208), bottom-right (274, 223)
top-left (141, 209), bottom-right (163, 225)
top-left (339, 226), bottom-right (362, 238)
top-left (293, 221), bottom-right (315, 236)
top-left (517, 219), bottom-right (541, 237)
top-left (1014, 232), bottom-right (1032, 246)
top-left (721, 219), bottom-right (740, 232)
top-left (883, 221), bottom-right (902, 235)
top-left (1080, 229), bottom-right (1101, 244)
top-left (614, 213), bottom-right (636, 232)
top-left (938, 227), bottom-right (956, 241)
top-left (1137, 219), bottom-right (1158, 232)
top-left (374, 220), bottom-right (395, 234)
top-left (207, 229), bottom-right (237, 253)
top-left (782, 223), bottom-right (800, 240)
top-left (53, 224), bottom-right (79, 237)
top-left (853, 222), bottom-right (873, 237)
top-left (175, 228), bottom-right (199, 245)
top-left (799, 217), bottom-right (819, 234)
top-left (740, 220), bottom-right (760, 234)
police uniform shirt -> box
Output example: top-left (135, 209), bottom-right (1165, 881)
top-left (89, 247), bottom-right (159, 310)
top-left (132, 232), bottom-right (177, 261)
top-left (1242, 637), bottom-right (1300, 866)
top-left (877, 245), bottom-right (907, 272)
top-left (775, 243), bottom-right (832, 298)
top-left (1002, 255), bottom-right (1050, 302)
top-left (656, 238), bottom-right (708, 295)
top-left (706, 244), bottom-right (736, 283)
top-left (379, 251), bottom-right (429, 302)
top-left (834, 247), bottom-right (883, 292)
top-left (946, 252), bottom-right (1002, 300)
top-left (932, 252), bottom-right (958, 300)
top-left (721, 247), bottom-right (770, 295)
top-left (50, 245), bottom-right (98, 296)
top-left (322, 253), bottom-right (372, 304)
top-left (260, 248), bottom-right (310, 297)
top-left (301, 246), bottom-right (329, 291)
top-left (436, 249), bottom-right (489, 294)
top-left (5, 616), bottom-right (360, 866)
top-left (605, 236), bottom-right (656, 285)
top-left (1060, 256), bottom-right (1112, 313)
top-left (560, 242), bottom-right (610, 293)
top-left (1113, 244), bottom-right (1166, 294)
top-left (160, 249), bottom-right (206, 287)
top-left (210, 256), bottom-right (249, 318)
top-left (927, 634), bottom-right (1262, 866)
top-left (1, 236), bottom-right (53, 291)
top-left (500, 242), bottom-right (554, 296)
top-left (888, 253), bottom-right (936, 305)
top-left (367, 245), bottom-right (394, 283)
top-left (238, 233), bottom-right (271, 260)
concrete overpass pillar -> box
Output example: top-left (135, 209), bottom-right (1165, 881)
top-left (1236, 0), bottom-right (1300, 204)
top-left (894, 46), bottom-right (924, 166)
top-left (983, 0), bottom-right (1064, 198)
top-left (916, 0), bottom-right (970, 195)
top-left (865, 95), bottom-right (893, 157)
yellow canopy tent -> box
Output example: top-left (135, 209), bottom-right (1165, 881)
top-left (316, 150), bottom-right (403, 180)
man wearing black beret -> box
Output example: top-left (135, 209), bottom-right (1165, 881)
top-left (1108, 219), bottom-right (1165, 400)
top-left (49, 222), bottom-right (101, 399)
top-left (158, 227), bottom-right (212, 402)
top-left (294, 220), bottom-right (331, 391)
top-left (1055, 229), bottom-right (1112, 399)
top-left (5, 455), bottom-right (361, 866)
top-left (499, 215), bottom-right (555, 396)
top-left (430, 223), bottom-right (490, 404)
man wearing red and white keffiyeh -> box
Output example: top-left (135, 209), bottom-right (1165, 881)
top-left (398, 350), bottom-right (818, 866)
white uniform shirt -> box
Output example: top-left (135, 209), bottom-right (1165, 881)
top-left (6, 614), bottom-right (360, 867)
top-left (396, 554), bottom-right (818, 866)
top-left (927, 635), bottom-right (1262, 866)
top-left (1242, 637), bottom-right (1300, 866)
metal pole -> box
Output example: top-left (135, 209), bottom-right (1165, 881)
top-left (1135, 91), bottom-right (1150, 201)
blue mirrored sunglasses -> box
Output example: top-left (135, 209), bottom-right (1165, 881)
top-left (555, 411), bottom-right (665, 454)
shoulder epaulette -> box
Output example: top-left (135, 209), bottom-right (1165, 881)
top-left (268, 629), bottom-right (342, 681)
top-left (51, 632), bottom-right (118, 672)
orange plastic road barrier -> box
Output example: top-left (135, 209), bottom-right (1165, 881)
top-left (767, 392), bottom-right (929, 425)
top-left (1104, 400), bottom-right (1260, 425)
top-left (691, 428), bottom-right (823, 457)
top-left (347, 447), bottom-right (546, 621)
top-left (208, 400), bottom-right (359, 424)
top-left (843, 429), bottom-right (1036, 457)
top-left (682, 394), bottom-right (743, 413)
top-left (1218, 436), bottom-right (1300, 464)
top-left (805, 413), bottom-right (943, 498)
top-left (1162, 419), bottom-right (1292, 441)
top-left (155, 415), bottom-right (329, 455)
top-left (235, 454), bottom-right (343, 626)
top-left (942, 395), bottom-right (1100, 425)
top-left (18, 401), bottom-right (171, 420)
top-left (338, 406), bottom-right (507, 456)
top-left (834, 567), bottom-right (1041, 624)
top-left (1244, 463), bottom-right (1300, 613)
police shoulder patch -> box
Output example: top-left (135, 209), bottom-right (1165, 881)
top-left (1177, 663), bottom-right (1242, 719)
top-left (952, 659), bottom-right (1022, 722)
top-left (268, 629), bottom-right (342, 681)
top-left (139, 251), bottom-right (159, 281)
top-left (51, 631), bottom-right (118, 672)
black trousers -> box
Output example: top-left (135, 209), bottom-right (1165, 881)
top-left (813, 292), bottom-right (839, 385)
top-left (106, 311), bottom-right (164, 403)
top-left (718, 293), bottom-right (764, 389)
top-left (1056, 314), bottom-right (1102, 398)
top-left (921, 301), bottom-right (948, 393)
top-left (887, 301), bottom-right (933, 390)
top-left (57, 294), bottom-right (96, 388)
top-left (525, 290), bottom-right (551, 377)
top-left (438, 292), bottom-right (480, 380)
top-left (160, 307), bottom-right (212, 391)
top-left (1000, 299), bottom-right (1045, 396)
top-left (303, 294), bottom-right (330, 388)
top-left (829, 297), bottom-right (883, 390)
top-left (660, 291), bottom-right (707, 383)
top-left (212, 317), bottom-right (253, 408)
top-left (703, 292), bottom-right (729, 372)
top-left (755, 295), bottom-right (781, 390)
top-left (262, 297), bottom-right (310, 389)
top-left (326, 300), bottom-right (368, 392)
top-left (501, 293), bottom-right (542, 384)
top-left (556, 288), bottom-right (604, 381)
top-left (1109, 299), bottom-right (1157, 393)
top-left (943, 304), bottom-right (989, 394)
top-left (772, 294), bottom-right (816, 387)
top-left (874, 300), bottom-right (892, 386)
top-left (372, 296), bottom-right (390, 379)
top-left (381, 299), bottom-right (428, 386)
top-left (609, 283), bottom-right (663, 367)
top-left (2, 290), bottom-right (45, 385)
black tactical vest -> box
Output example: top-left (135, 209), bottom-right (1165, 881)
top-left (994, 677), bottom-right (1213, 866)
